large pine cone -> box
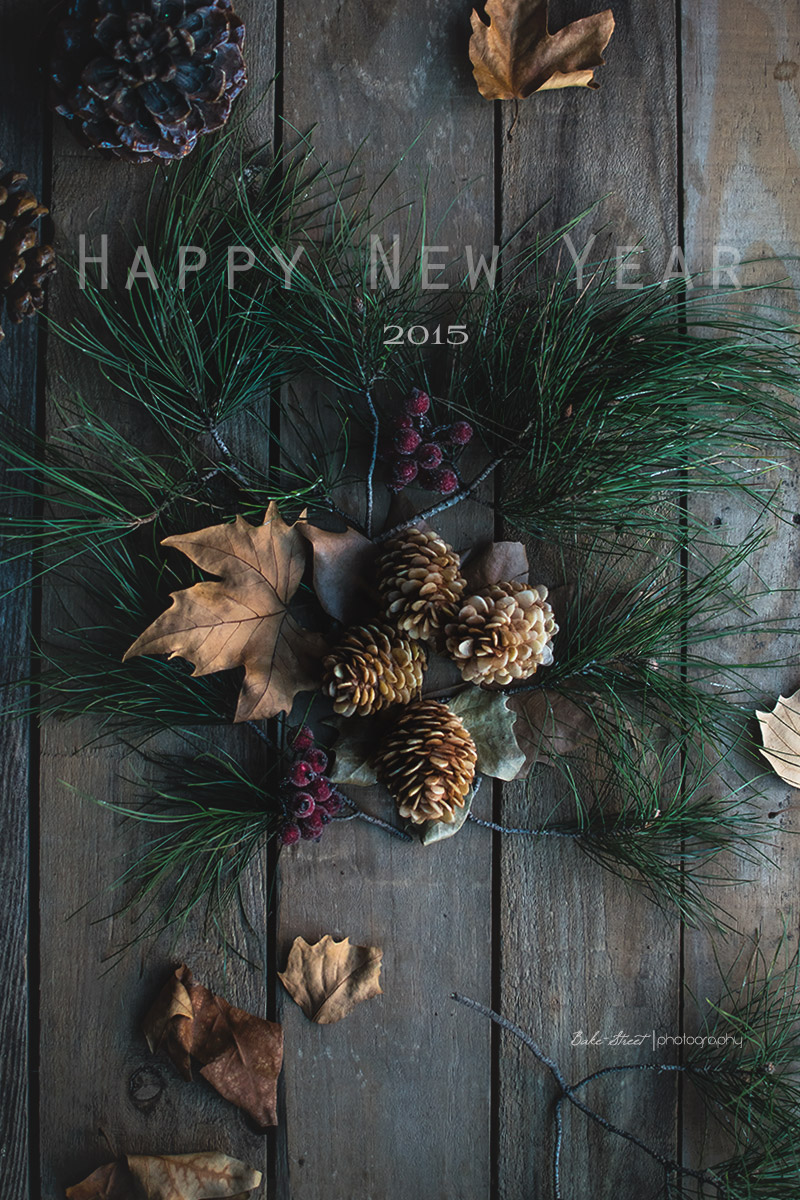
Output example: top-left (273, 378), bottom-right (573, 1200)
top-left (445, 582), bottom-right (558, 687)
top-left (323, 624), bottom-right (426, 718)
top-left (375, 700), bottom-right (477, 825)
top-left (0, 166), bottom-right (56, 344)
top-left (377, 526), bottom-right (466, 647)
top-left (50, 0), bottom-right (247, 163)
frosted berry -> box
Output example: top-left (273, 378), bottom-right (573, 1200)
top-left (288, 760), bottom-right (313, 787)
top-left (279, 822), bottom-right (301, 846)
top-left (308, 777), bottom-right (333, 803)
top-left (388, 460), bottom-right (419, 492)
top-left (395, 427), bottom-right (422, 455)
top-left (319, 794), bottom-right (345, 817)
top-left (307, 748), bottom-right (329, 775)
top-left (447, 421), bottom-right (473, 446)
top-left (431, 468), bottom-right (459, 495)
top-left (290, 792), bottom-right (316, 818)
top-left (300, 811), bottom-right (325, 840)
top-left (293, 726), bottom-right (315, 753)
top-left (404, 388), bottom-right (431, 417)
top-left (417, 442), bottom-right (443, 470)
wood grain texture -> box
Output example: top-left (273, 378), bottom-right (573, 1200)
top-left (497, 3), bottom-right (681, 1195)
top-left (681, 0), bottom-right (800, 1174)
top-left (37, 5), bottom-right (277, 1196)
top-left (0, 0), bottom-right (49, 1193)
top-left (277, 3), bottom-right (496, 1197)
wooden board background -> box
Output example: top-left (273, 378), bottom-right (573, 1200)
top-left (0, 0), bottom-right (799, 1197)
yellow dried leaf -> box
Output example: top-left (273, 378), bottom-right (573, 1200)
top-left (66, 1153), bottom-right (262, 1200)
top-left (124, 502), bottom-right (327, 721)
top-left (279, 935), bottom-right (383, 1024)
top-left (470, 0), bottom-right (615, 100)
top-left (757, 691), bottom-right (800, 788)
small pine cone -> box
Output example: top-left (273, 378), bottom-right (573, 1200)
top-left (375, 700), bottom-right (477, 825)
top-left (0, 165), bottom-right (56, 344)
top-left (50, 0), bottom-right (247, 164)
top-left (446, 582), bottom-right (558, 687)
top-left (377, 526), bottom-right (466, 646)
top-left (323, 624), bottom-right (426, 718)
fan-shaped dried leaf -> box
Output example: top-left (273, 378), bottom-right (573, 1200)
top-left (757, 691), bottom-right (800, 788)
top-left (66, 1153), bottom-right (262, 1200)
top-left (143, 964), bottom-right (283, 1128)
top-left (124, 503), bottom-right (327, 721)
top-left (279, 935), bottom-right (383, 1024)
top-left (470, 0), bottom-right (615, 100)
top-left (296, 514), bottom-right (377, 626)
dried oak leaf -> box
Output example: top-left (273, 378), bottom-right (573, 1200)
top-left (510, 689), bottom-right (598, 774)
top-left (279, 935), bottom-right (383, 1024)
top-left (143, 964), bottom-right (284, 1128)
top-left (66, 1153), bottom-right (262, 1200)
top-left (295, 514), bottom-right (377, 626)
top-left (757, 690), bottom-right (800, 788)
top-left (470, 0), bottom-right (615, 100)
top-left (124, 502), bottom-right (327, 721)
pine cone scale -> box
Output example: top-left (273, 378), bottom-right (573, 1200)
top-left (378, 527), bottom-right (467, 647)
top-left (0, 164), bottom-right (56, 343)
top-left (323, 624), bottom-right (426, 718)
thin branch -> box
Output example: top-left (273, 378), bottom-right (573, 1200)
top-left (336, 792), bottom-right (413, 842)
top-left (453, 995), bottom-right (726, 1193)
top-left (208, 423), bottom-right (251, 487)
top-left (365, 388), bottom-right (379, 539)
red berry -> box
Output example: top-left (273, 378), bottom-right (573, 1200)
top-left (307, 748), bottom-right (329, 774)
top-left (404, 388), bottom-right (430, 417)
top-left (308, 777), bottom-right (333, 802)
top-left (319, 794), bottom-right (344, 816)
top-left (417, 442), bottom-right (443, 470)
top-left (431, 467), bottom-right (459, 495)
top-left (388, 460), bottom-right (419, 493)
top-left (290, 792), bottom-right (316, 818)
top-left (395, 427), bottom-right (422, 455)
top-left (300, 811), bottom-right (325, 840)
top-left (279, 822), bottom-right (301, 846)
top-left (293, 726), bottom-right (315, 753)
top-left (288, 760), bottom-right (313, 787)
top-left (447, 420), bottom-right (473, 446)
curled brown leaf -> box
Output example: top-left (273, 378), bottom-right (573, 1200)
top-left (279, 935), bottom-right (383, 1024)
top-left (143, 964), bottom-right (283, 1128)
top-left (66, 1153), bottom-right (262, 1200)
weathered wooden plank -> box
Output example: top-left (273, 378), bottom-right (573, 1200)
top-left (497, 2), bottom-right (681, 1195)
top-left (0, 0), bottom-right (49, 1191)
top-left (37, 5), bottom-right (278, 1196)
top-left (276, 5), bottom-right (496, 1197)
top-left (681, 0), bottom-right (800, 1173)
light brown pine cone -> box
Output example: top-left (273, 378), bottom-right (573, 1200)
top-left (445, 581), bottom-right (558, 687)
top-left (323, 623), bottom-right (426, 718)
top-left (375, 699), bottom-right (477, 825)
top-left (377, 526), bottom-right (467, 647)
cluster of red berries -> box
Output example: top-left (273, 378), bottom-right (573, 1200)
top-left (382, 388), bottom-right (473, 496)
top-left (277, 727), bottom-right (345, 846)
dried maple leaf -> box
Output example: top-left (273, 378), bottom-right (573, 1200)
top-left (757, 691), bottom-right (800, 788)
top-left (470, 0), bottom-right (615, 100)
top-left (124, 502), bottom-right (327, 721)
top-left (143, 964), bottom-right (284, 1128)
top-left (279, 935), bottom-right (383, 1024)
top-left (66, 1153), bottom-right (262, 1200)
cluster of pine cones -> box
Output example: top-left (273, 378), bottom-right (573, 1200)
top-left (322, 525), bottom-right (558, 829)
top-left (0, 165), bottom-right (56, 344)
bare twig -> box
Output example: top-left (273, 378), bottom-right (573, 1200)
top-left (365, 388), bottom-right (379, 539)
top-left (375, 450), bottom-right (507, 544)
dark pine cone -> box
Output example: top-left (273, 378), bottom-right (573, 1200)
top-left (0, 165), bottom-right (56, 344)
top-left (50, 0), bottom-right (247, 163)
